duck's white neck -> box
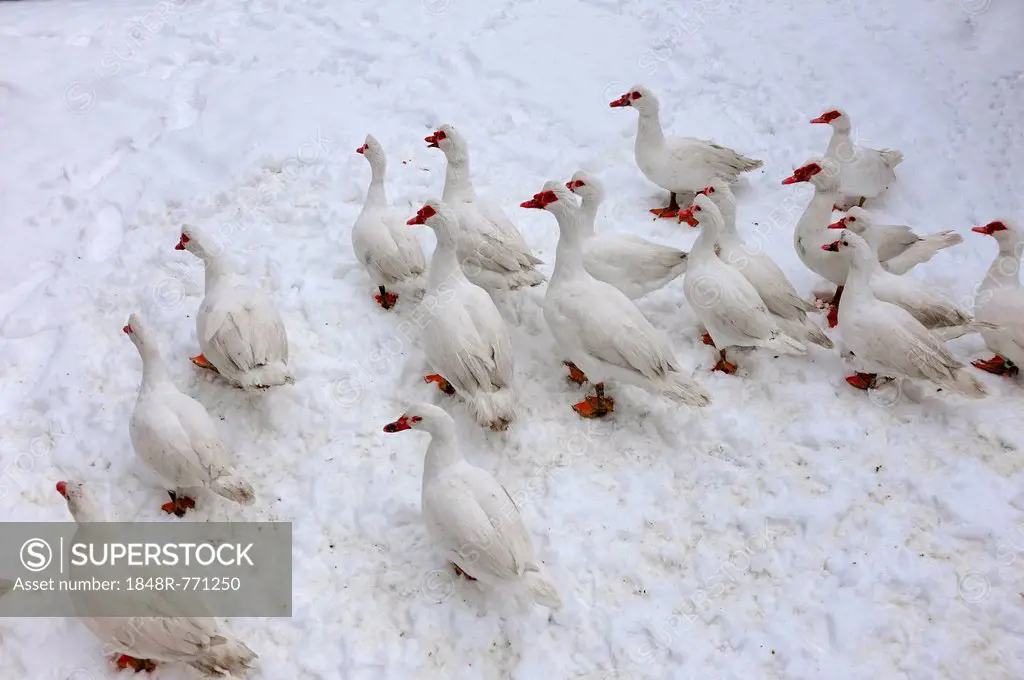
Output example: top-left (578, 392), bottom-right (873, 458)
top-left (842, 252), bottom-right (876, 300)
top-left (423, 424), bottom-right (460, 479)
top-left (551, 208), bottom-right (587, 283)
top-left (716, 196), bottom-right (737, 233)
top-left (69, 498), bottom-right (107, 523)
top-left (427, 232), bottom-right (467, 291)
top-left (442, 154), bottom-right (476, 202)
top-left (199, 252), bottom-right (232, 294)
top-left (825, 127), bottom-right (853, 161)
top-left (635, 109), bottom-right (666, 150)
top-left (981, 239), bottom-right (1023, 293)
top-left (691, 220), bottom-right (722, 264)
top-left (137, 342), bottom-right (171, 391)
top-left (364, 160), bottom-right (388, 209)
top-left (578, 198), bottom-right (599, 238)
top-left (796, 186), bottom-right (840, 239)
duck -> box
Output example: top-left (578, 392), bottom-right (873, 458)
top-left (676, 195), bottom-right (807, 373)
top-left (693, 179), bottom-right (832, 349)
top-left (810, 108), bottom-right (904, 207)
top-left (824, 219), bottom-right (971, 329)
top-left (124, 313), bottom-right (256, 516)
top-left (407, 200), bottom-right (517, 430)
top-left (523, 181), bottom-right (711, 416)
top-left (609, 85), bottom-right (762, 218)
top-left (424, 124), bottom-right (545, 292)
top-left (56, 480), bottom-right (259, 676)
top-left (352, 134), bottom-right (426, 310)
top-left (175, 226), bottom-right (292, 388)
top-left (970, 219), bottom-right (1024, 377)
top-left (783, 159), bottom-right (964, 330)
top-left (829, 206), bottom-right (962, 275)
top-left (821, 231), bottom-right (987, 397)
top-left (383, 403), bottom-right (562, 609)
top-left (566, 170), bottom-right (688, 299)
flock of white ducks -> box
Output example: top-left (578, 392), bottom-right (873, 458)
top-left (45, 85), bottom-right (1023, 676)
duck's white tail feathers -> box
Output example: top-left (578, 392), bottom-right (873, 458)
top-left (659, 372), bottom-right (712, 407)
top-left (240, 361), bottom-right (293, 389)
top-left (883, 230), bottom-right (962, 275)
top-left (188, 634), bottom-right (258, 677)
top-left (762, 330), bottom-right (807, 355)
top-left (523, 567), bottom-right (562, 610)
top-left (468, 387), bottom-right (517, 431)
top-left (775, 316), bottom-right (834, 350)
top-left (508, 267), bottom-right (546, 289)
top-left (879, 148), bottom-right (905, 169)
top-left (944, 369), bottom-right (989, 399)
top-left (210, 472), bottom-right (256, 506)
top-left (932, 320), bottom-right (998, 342)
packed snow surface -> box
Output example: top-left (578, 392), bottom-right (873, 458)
top-left (1, 0), bottom-right (1023, 678)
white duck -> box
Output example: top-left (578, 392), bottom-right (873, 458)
top-left (784, 159), bottom-right (964, 330)
top-left (407, 200), bottom-right (517, 430)
top-left (821, 230), bottom-right (986, 397)
top-left (352, 134), bottom-right (426, 310)
top-left (692, 179), bottom-right (832, 349)
top-left (424, 124), bottom-right (545, 292)
top-left (824, 218), bottom-right (971, 329)
top-left (677, 195), bottom-right (807, 373)
top-left (829, 206), bottom-right (962, 275)
top-left (566, 170), bottom-right (689, 299)
top-left (125, 313), bottom-right (255, 516)
top-left (56, 480), bottom-right (258, 675)
top-left (176, 226), bottom-right (292, 388)
top-left (811, 108), bottom-right (904, 207)
top-left (610, 85), bottom-right (762, 218)
top-left (524, 181), bottom-right (711, 416)
top-left (383, 404), bottom-right (561, 609)
top-left (971, 219), bottom-right (1024, 377)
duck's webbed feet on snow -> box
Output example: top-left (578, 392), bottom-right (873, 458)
top-left (115, 655), bottom-right (158, 673)
top-left (161, 491), bottom-right (196, 518)
top-left (649, 192), bottom-right (680, 219)
top-left (844, 372), bottom-right (879, 390)
top-left (712, 349), bottom-right (737, 375)
top-left (972, 355), bottom-right (1019, 377)
top-left (190, 353), bottom-right (219, 372)
top-left (563, 361), bottom-right (588, 385)
top-left (425, 374), bottom-right (456, 395)
top-left (375, 285), bottom-right (399, 310)
top-left (573, 382), bottom-right (615, 418)
top-left (451, 561), bottom-right (477, 581)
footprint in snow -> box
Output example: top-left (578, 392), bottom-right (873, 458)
top-left (86, 204), bottom-right (125, 262)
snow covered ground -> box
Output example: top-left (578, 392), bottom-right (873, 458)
top-left (2, 0), bottom-right (1023, 677)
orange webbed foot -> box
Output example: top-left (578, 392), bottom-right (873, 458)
top-left (452, 562), bottom-right (477, 581)
top-left (190, 354), bottom-right (218, 372)
top-left (844, 372), bottom-right (878, 390)
top-left (713, 358), bottom-right (738, 374)
top-left (161, 492), bottom-right (196, 518)
top-left (563, 361), bottom-right (588, 385)
top-left (649, 207), bottom-right (679, 219)
top-left (572, 394), bottom-right (615, 418)
top-left (374, 291), bottom-right (399, 310)
top-left (115, 655), bottom-right (158, 673)
top-left (826, 305), bottom-right (839, 328)
top-left (424, 374), bottom-right (456, 395)
top-left (972, 356), bottom-right (1018, 377)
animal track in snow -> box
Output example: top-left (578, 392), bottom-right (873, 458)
top-left (86, 204), bottom-right (125, 262)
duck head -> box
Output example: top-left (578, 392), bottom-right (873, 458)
top-left (407, 199), bottom-right (459, 245)
top-left (382, 403), bottom-right (453, 436)
top-left (781, 157), bottom-right (841, 192)
top-left (810, 108), bottom-right (851, 132)
top-left (521, 180), bottom-right (577, 216)
top-left (565, 170), bottom-right (605, 205)
top-left (828, 206), bottom-right (872, 233)
top-left (424, 124), bottom-right (467, 161)
top-left (356, 133), bottom-right (386, 167)
top-left (56, 480), bottom-right (105, 522)
top-left (609, 85), bottom-right (658, 114)
top-left (677, 193), bottom-right (723, 231)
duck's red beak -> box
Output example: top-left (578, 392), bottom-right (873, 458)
top-left (356, 144), bottom-right (368, 154)
top-left (122, 324), bottom-right (132, 335)
top-left (828, 217), bottom-right (847, 230)
top-left (821, 241), bottom-right (841, 252)
top-left (56, 481), bottom-right (67, 498)
top-left (677, 208), bottom-right (698, 227)
top-left (383, 416), bottom-right (411, 433)
top-left (609, 94), bottom-right (631, 108)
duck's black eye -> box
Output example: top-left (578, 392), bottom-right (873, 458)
top-left (842, 241), bottom-right (848, 246)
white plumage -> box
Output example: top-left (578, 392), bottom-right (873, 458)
top-left (351, 134), bottom-right (426, 309)
top-left (811, 107), bottom-right (903, 205)
top-left (971, 219), bottom-right (1024, 376)
top-left (408, 199), bottom-right (518, 430)
top-left (383, 404), bottom-right (561, 609)
top-left (176, 226), bottom-right (292, 388)
top-left (124, 313), bottom-right (255, 515)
